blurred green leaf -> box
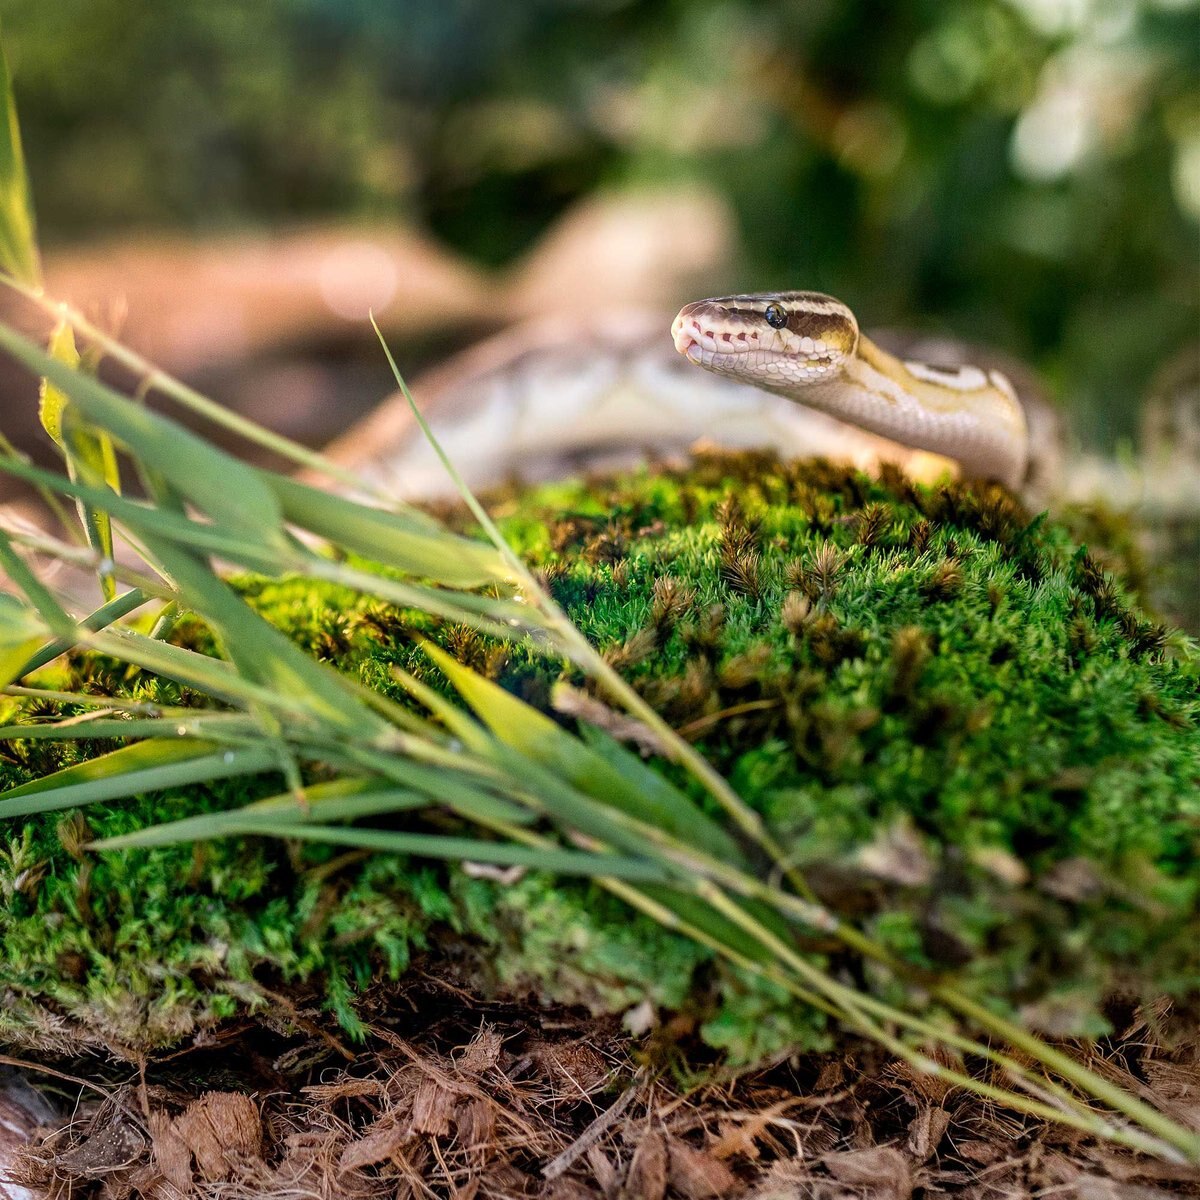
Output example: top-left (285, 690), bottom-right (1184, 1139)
top-left (0, 25), bottom-right (39, 286)
top-left (390, 662), bottom-right (492, 750)
top-left (345, 744), bottom-right (539, 824)
top-left (87, 629), bottom-right (251, 705)
top-left (0, 452), bottom-right (307, 570)
top-left (0, 713), bottom-right (260, 744)
top-left (0, 591), bottom-right (49, 687)
top-left (35, 319), bottom-right (72, 447)
top-left (39, 320), bottom-right (119, 600)
top-left (0, 738), bottom-right (277, 818)
top-left (63, 409), bottom-right (121, 589)
top-left (0, 431), bottom-right (546, 644)
top-left (0, 322), bottom-right (286, 550)
top-left (85, 626), bottom-right (373, 720)
top-left (0, 527), bottom-right (78, 644)
top-left (265, 474), bottom-right (511, 589)
top-left (16, 586), bottom-right (151, 677)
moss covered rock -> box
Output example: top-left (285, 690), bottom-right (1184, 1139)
top-left (1, 452), bottom-right (1197, 1057)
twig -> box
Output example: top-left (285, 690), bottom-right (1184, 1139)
top-left (0, 1053), bottom-right (116, 1104)
top-left (542, 1067), bottom-right (649, 1180)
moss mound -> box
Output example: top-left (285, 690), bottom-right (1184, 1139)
top-left (1, 452), bottom-right (1197, 1057)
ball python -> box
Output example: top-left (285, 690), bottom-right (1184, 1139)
top-left (672, 291), bottom-right (1029, 490)
top-left (324, 306), bottom-right (1057, 502)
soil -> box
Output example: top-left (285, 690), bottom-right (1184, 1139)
top-left (6, 975), bottom-right (1199, 1199)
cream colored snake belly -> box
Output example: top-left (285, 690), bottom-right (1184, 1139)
top-left (673, 291), bottom-right (1029, 489)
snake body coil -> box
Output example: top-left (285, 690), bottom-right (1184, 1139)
top-left (672, 291), bottom-right (1029, 489)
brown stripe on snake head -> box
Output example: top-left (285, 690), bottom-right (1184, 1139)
top-left (776, 292), bottom-right (859, 355)
top-left (678, 291), bottom-right (859, 356)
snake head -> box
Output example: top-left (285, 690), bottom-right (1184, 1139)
top-left (671, 291), bottom-right (859, 389)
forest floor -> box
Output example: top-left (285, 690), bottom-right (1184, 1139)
top-left (8, 974), bottom-right (1200, 1200)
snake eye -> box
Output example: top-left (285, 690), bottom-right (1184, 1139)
top-left (764, 304), bottom-right (788, 329)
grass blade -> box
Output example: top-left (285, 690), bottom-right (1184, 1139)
top-left (0, 592), bottom-right (50, 687)
top-left (86, 779), bottom-right (431, 848)
top-left (0, 323), bottom-right (286, 550)
top-left (0, 529), bottom-right (79, 644)
top-left (0, 26), bottom-right (40, 286)
top-left (422, 640), bottom-right (743, 862)
top-left (0, 451), bottom-right (551, 644)
top-left (0, 738), bottom-right (277, 818)
top-left (39, 320), bottom-right (119, 599)
top-left (140, 535), bottom-right (389, 736)
top-left (0, 713), bottom-right (261, 743)
top-left (105, 819), bottom-right (674, 882)
top-left (15, 587), bottom-right (151, 678)
top-left (264, 473), bottom-right (512, 588)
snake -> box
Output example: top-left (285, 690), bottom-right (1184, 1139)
top-left (672, 291), bottom-right (1029, 490)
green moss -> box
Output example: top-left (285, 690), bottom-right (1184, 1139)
top-left (1, 452), bottom-right (1197, 1057)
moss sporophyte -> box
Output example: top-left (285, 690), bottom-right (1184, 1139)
top-left (0, 451), bottom-right (1196, 1062)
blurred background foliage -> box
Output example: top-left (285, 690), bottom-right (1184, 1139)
top-left (2, 0), bottom-right (1198, 447)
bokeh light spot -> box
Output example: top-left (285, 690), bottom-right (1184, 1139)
top-left (318, 241), bottom-right (399, 320)
top-left (1173, 133), bottom-right (1200, 221)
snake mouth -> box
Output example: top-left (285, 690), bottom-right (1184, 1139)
top-left (672, 310), bottom-right (768, 358)
top-left (671, 311), bottom-right (838, 382)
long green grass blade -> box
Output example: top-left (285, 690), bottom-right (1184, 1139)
top-left (369, 678), bottom-right (688, 857)
top-left (139, 535), bottom-right (389, 736)
top-left (39, 321), bottom-right (119, 600)
top-left (317, 556), bottom-right (551, 633)
top-left (0, 529), bottom-right (78, 644)
top-left (0, 281), bottom-right (416, 502)
top-left (469, 739), bottom-right (697, 860)
top-left (0, 323), bottom-right (285, 549)
top-left (390, 664), bottom-right (493, 750)
top-left (242, 776), bottom-right (425, 822)
top-left (264, 474), bottom-right (511, 589)
top-left (16, 587), bottom-right (151, 677)
top-left (0, 713), bottom-right (260, 743)
top-left (335, 745), bottom-right (538, 828)
top-left (422, 641), bottom-right (742, 862)
top-left (63, 405), bottom-right (122, 601)
top-left (0, 592), bottom-right (50, 687)
top-left (0, 452), bottom-right (309, 569)
top-left (393, 658), bottom-right (745, 868)
top-left (84, 628), bottom-right (326, 715)
top-left (87, 779), bottom-right (431, 848)
top-left (0, 454), bottom-right (550, 643)
top-left (0, 27), bottom-right (40, 286)
top-left (87, 628), bottom-right (231, 691)
top-left (0, 738), bottom-right (277, 818)
top-left (577, 722), bottom-right (750, 864)
top-left (124, 820), bottom-right (673, 882)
